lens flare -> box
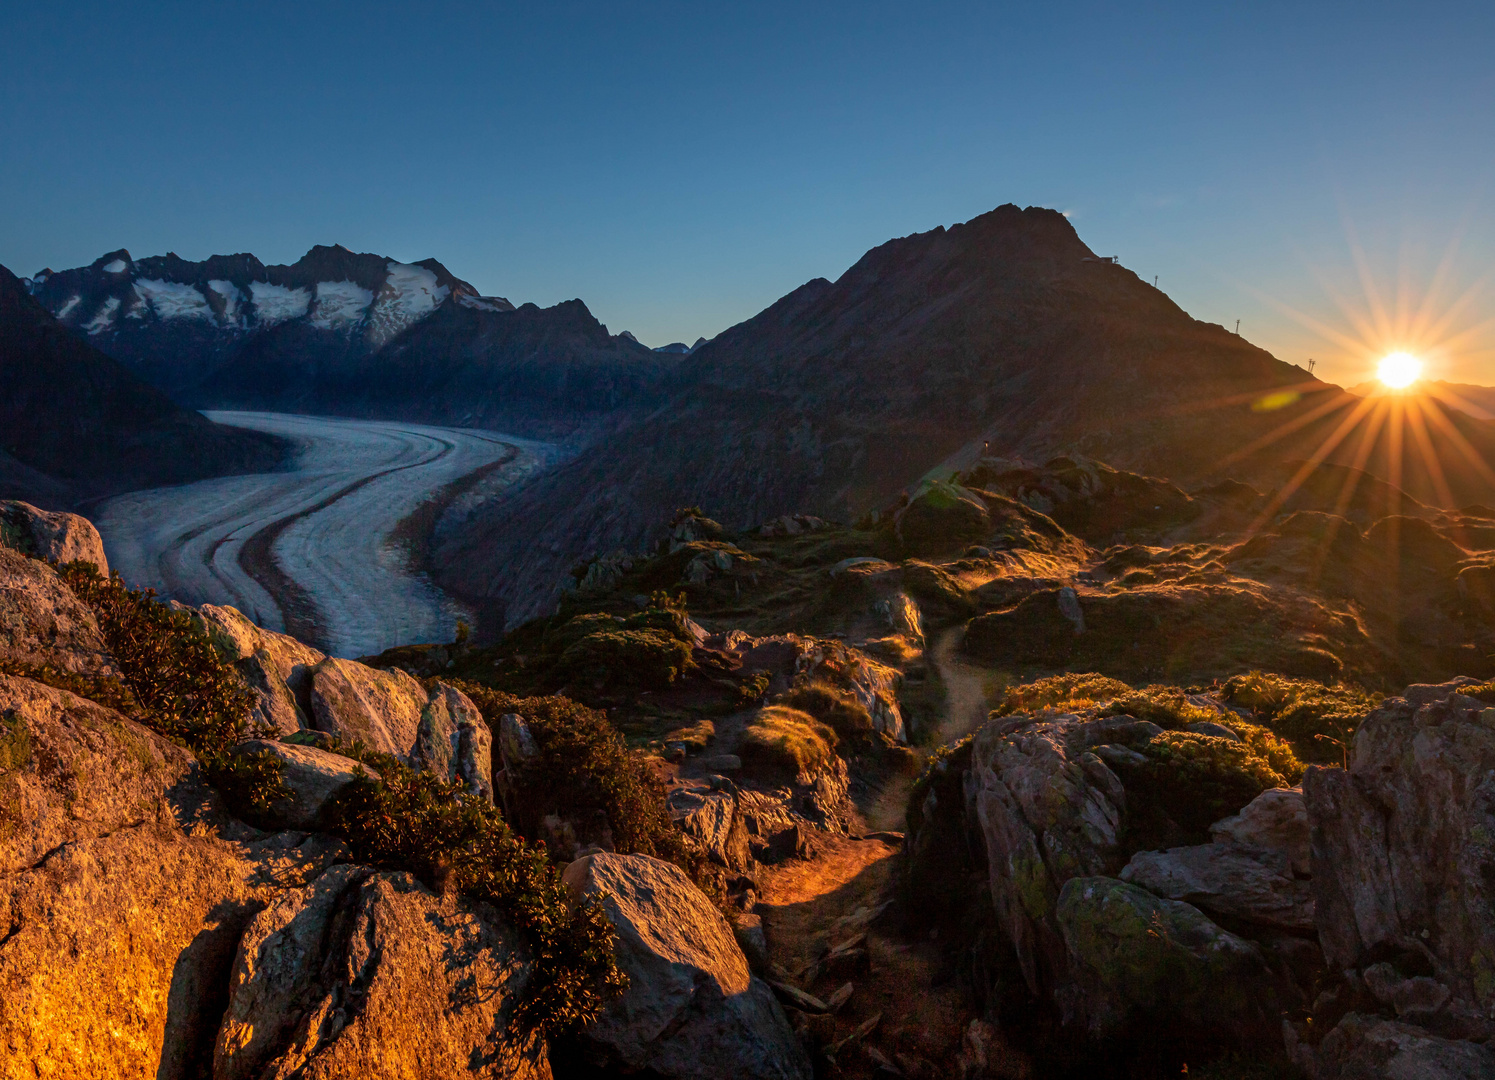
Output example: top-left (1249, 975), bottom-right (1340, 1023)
top-left (1377, 352), bottom-right (1422, 389)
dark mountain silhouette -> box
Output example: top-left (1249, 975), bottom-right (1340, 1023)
top-left (0, 264), bottom-right (285, 507)
top-left (433, 204), bottom-right (1495, 627)
top-left (1348, 378), bottom-right (1495, 421)
top-left (30, 245), bottom-right (680, 439)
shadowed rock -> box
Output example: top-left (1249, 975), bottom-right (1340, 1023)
top-left (562, 851), bottom-right (810, 1080)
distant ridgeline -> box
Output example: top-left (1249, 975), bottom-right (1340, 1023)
top-left (28, 245), bottom-right (683, 439)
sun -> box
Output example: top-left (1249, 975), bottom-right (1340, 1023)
top-left (1377, 352), bottom-right (1423, 390)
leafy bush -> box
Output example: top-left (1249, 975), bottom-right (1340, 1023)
top-left (1221, 671), bottom-right (1378, 762)
top-left (448, 684), bottom-right (692, 865)
top-left (56, 563), bottom-right (258, 753)
top-left (740, 705), bottom-right (837, 776)
top-left (324, 758), bottom-right (623, 1034)
top-left (776, 680), bottom-right (872, 735)
top-left (994, 672), bottom-right (1132, 716)
top-left (0, 658), bottom-right (138, 716)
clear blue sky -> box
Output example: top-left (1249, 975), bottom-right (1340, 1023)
top-left (3, 1), bottom-right (1493, 385)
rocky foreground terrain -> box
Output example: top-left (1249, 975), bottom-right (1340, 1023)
top-left (6, 436), bottom-right (1495, 1078)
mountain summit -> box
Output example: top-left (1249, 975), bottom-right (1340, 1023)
top-left (434, 204), bottom-right (1495, 626)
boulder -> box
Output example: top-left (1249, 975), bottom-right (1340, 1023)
top-left (1304, 689), bottom-right (1495, 1024)
top-left (1056, 877), bottom-right (1282, 1041)
top-left (562, 852), bottom-right (811, 1080)
top-left (895, 480), bottom-right (991, 553)
top-left (309, 657), bottom-right (427, 762)
top-left (0, 674), bottom-right (341, 1080)
top-left (229, 739), bottom-right (373, 831)
top-left (966, 715), bottom-right (1126, 997)
top-left (1120, 842), bottom-right (1313, 932)
top-left (0, 500), bottom-right (109, 574)
top-left (238, 647), bottom-right (306, 736)
top-left (1297, 1012), bottom-right (1495, 1080)
top-left (214, 867), bottom-right (549, 1080)
top-left (413, 680), bottom-right (493, 802)
top-left (1211, 785), bottom-right (1310, 876)
top-left (193, 602), bottom-right (326, 697)
top-left (0, 545), bottom-right (117, 676)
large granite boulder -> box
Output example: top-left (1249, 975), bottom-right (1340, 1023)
top-left (214, 865), bottom-right (549, 1080)
top-left (1297, 1013), bottom-right (1495, 1080)
top-left (309, 657), bottom-right (427, 761)
top-left (965, 715), bottom-right (1127, 998)
top-left (0, 500), bottom-right (109, 574)
top-left (1056, 877), bottom-right (1282, 1041)
top-left (193, 603), bottom-right (326, 735)
top-left (1121, 840), bottom-right (1313, 932)
top-left (229, 739), bottom-right (374, 831)
top-left (0, 545), bottom-right (117, 676)
top-left (562, 852), bottom-right (811, 1080)
top-left (1294, 684), bottom-right (1495, 1073)
top-left (413, 680), bottom-right (493, 802)
top-left (0, 674), bottom-right (340, 1080)
top-left (894, 479), bottom-right (992, 553)
top-left (1119, 786), bottom-right (1314, 934)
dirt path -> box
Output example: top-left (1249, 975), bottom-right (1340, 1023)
top-left (755, 833), bottom-right (971, 1077)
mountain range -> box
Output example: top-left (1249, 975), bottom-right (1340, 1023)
top-left (28, 245), bottom-right (680, 438)
top-left (432, 204), bottom-right (1495, 627)
top-left (0, 265), bottom-right (283, 506)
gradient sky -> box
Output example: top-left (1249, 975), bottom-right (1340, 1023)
top-left (3, 1), bottom-right (1493, 386)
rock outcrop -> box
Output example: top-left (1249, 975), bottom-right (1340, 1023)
top-left (309, 657), bottom-right (427, 761)
top-left (194, 603), bottom-right (325, 736)
top-left (957, 711), bottom-right (1304, 1043)
top-left (1292, 682), bottom-right (1495, 1076)
top-left (562, 852), bottom-right (811, 1080)
top-left (0, 500), bottom-right (109, 574)
top-left (0, 674), bottom-right (341, 1080)
top-left (414, 680), bottom-right (494, 802)
top-left (214, 865), bottom-right (549, 1079)
top-left (0, 545), bottom-right (117, 676)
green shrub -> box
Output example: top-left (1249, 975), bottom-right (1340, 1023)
top-left (1221, 671), bottom-right (1378, 762)
top-left (994, 672), bottom-right (1132, 716)
top-left (776, 680), bottom-right (873, 735)
top-left (740, 705), bottom-right (837, 776)
top-left (56, 563), bottom-right (257, 753)
top-left (448, 685), bottom-right (692, 865)
top-left (1117, 730), bottom-right (1294, 848)
top-left (324, 759), bottom-right (623, 1034)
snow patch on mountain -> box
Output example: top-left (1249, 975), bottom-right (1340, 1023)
top-left (208, 280), bottom-right (243, 324)
top-left (311, 280), bottom-right (374, 331)
top-left (365, 261), bottom-right (449, 349)
top-left (100, 258), bottom-right (128, 274)
top-left (250, 282), bottom-right (312, 326)
top-left (457, 295), bottom-right (513, 313)
top-left (136, 279), bottom-right (215, 322)
top-left (54, 295), bottom-right (81, 321)
top-left (83, 296), bottom-right (121, 334)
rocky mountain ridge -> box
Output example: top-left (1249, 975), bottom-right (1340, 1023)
top-left (29, 245), bottom-right (680, 439)
top-left (436, 204), bottom-right (1495, 629)
top-left (0, 264), bottom-right (285, 508)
